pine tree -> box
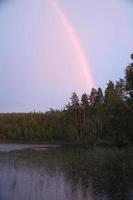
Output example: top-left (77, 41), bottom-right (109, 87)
top-left (89, 88), bottom-right (98, 107)
top-left (125, 54), bottom-right (133, 103)
top-left (104, 81), bottom-right (118, 104)
top-left (115, 79), bottom-right (125, 100)
top-left (96, 88), bottom-right (104, 104)
top-left (70, 92), bottom-right (81, 142)
top-left (81, 93), bottom-right (89, 127)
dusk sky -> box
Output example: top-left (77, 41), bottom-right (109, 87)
top-left (0, 0), bottom-right (133, 112)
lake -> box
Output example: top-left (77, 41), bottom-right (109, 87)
top-left (0, 144), bottom-right (133, 200)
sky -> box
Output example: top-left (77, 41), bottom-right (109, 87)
top-left (0, 0), bottom-right (133, 112)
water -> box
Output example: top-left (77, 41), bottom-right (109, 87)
top-left (0, 144), bottom-right (133, 200)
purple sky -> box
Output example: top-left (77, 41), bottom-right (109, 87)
top-left (0, 0), bottom-right (133, 112)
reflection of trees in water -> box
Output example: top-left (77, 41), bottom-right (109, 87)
top-left (0, 148), bottom-right (133, 200)
top-left (63, 148), bottom-right (133, 199)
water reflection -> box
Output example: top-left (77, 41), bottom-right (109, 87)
top-left (0, 147), bottom-right (133, 200)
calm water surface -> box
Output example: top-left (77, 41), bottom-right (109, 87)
top-left (0, 144), bottom-right (133, 200)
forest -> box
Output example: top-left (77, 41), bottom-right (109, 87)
top-left (0, 54), bottom-right (133, 146)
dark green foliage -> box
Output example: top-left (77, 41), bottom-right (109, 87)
top-left (89, 88), bottom-right (98, 106)
top-left (125, 54), bottom-right (133, 104)
top-left (0, 54), bottom-right (133, 146)
top-left (104, 81), bottom-right (118, 104)
top-left (115, 78), bottom-right (125, 100)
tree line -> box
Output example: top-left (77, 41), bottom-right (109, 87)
top-left (0, 54), bottom-right (133, 146)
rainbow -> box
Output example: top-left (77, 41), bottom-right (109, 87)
top-left (51, 0), bottom-right (95, 89)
